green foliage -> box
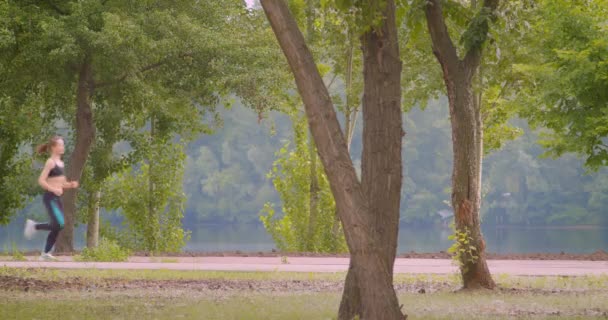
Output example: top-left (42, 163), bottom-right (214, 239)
top-left (399, 0), bottom-right (527, 151)
top-left (447, 224), bottom-right (478, 273)
top-left (460, 7), bottom-right (494, 52)
top-left (321, 0), bottom-right (387, 33)
top-left (261, 114), bottom-right (347, 253)
top-left (516, 0), bottom-right (608, 170)
top-left (1, 0), bottom-right (286, 227)
top-left (76, 238), bottom-right (130, 262)
top-left (102, 139), bottom-right (190, 254)
top-left (0, 151), bottom-right (35, 225)
top-left (0, 81), bottom-right (46, 225)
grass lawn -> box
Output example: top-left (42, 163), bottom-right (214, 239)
top-left (1, 267), bottom-right (607, 319)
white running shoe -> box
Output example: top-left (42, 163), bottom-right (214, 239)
top-left (24, 219), bottom-right (37, 240)
top-left (40, 253), bottom-right (58, 261)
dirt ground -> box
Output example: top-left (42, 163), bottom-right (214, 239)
top-left (0, 269), bottom-right (604, 295)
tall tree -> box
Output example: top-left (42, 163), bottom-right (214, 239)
top-left (261, 0), bottom-right (406, 319)
top-left (424, 0), bottom-right (500, 289)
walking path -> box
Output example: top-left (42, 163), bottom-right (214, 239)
top-left (2, 256), bottom-right (607, 276)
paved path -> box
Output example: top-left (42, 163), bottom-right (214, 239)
top-left (1, 257), bottom-right (607, 276)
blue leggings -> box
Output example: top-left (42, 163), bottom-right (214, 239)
top-left (35, 192), bottom-right (65, 253)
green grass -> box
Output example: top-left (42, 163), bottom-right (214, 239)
top-left (1, 268), bottom-right (607, 319)
top-left (0, 266), bottom-right (347, 282)
top-left (1, 290), bottom-right (607, 320)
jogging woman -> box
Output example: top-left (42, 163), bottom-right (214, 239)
top-left (24, 136), bottom-right (78, 260)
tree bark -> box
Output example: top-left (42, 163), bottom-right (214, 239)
top-left (340, 1), bottom-right (403, 317)
top-left (424, 0), bottom-right (497, 289)
top-left (55, 55), bottom-right (95, 253)
top-left (86, 190), bottom-right (101, 248)
top-left (261, 0), bottom-right (406, 319)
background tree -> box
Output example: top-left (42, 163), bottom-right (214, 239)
top-left (423, 0), bottom-right (501, 289)
top-left (102, 136), bottom-right (189, 253)
top-left (261, 113), bottom-right (347, 253)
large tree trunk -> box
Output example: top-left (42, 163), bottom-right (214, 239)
top-left (340, 1), bottom-right (403, 318)
top-left (425, 0), bottom-right (497, 289)
top-left (86, 190), bottom-right (101, 248)
top-left (261, 0), bottom-right (406, 319)
top-left (55, 56), bottom-right (95, 253)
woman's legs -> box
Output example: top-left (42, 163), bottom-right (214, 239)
top-left (36, 192), bottom-right (65, 254)
top-left (44, 229), bottom-right (61, 254)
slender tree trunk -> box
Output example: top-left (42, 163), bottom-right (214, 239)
top-left (307, 134), bottom-right (320, 250)
top-left (450, 79), bottom-right (495, 289)
top-left (86, 190), bottom-right (101, 248)
top-left (55, 55), bottom-right (95, 253)
top-left (148, 115), bottom-right (158, 253)
top-left (303, 0), bottom-right (321, 252)
top-left (261, 1), bottom-right (406, 319)
top-left (332, 35), bottom-right (357, 249)
top-left (425, 0), bottom-right (498, 289)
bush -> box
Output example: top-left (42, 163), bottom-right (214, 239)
top-left (76, 238), bottom-right (131, 262)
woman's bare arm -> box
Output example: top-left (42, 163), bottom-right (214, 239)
top-left (62, 180), bottom-right (79, 189)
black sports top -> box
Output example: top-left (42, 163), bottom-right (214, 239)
top-left (48, 163), bottom-right (64, 178)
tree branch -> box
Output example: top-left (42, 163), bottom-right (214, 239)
top-left (326, 73), bottom-right (339, 91)
top-left (424, 0), bottom-right (459, 73)
top-left (462, 0), bottom-right (500, 71)
top-left (94, 53), bottom-right (193, 89)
